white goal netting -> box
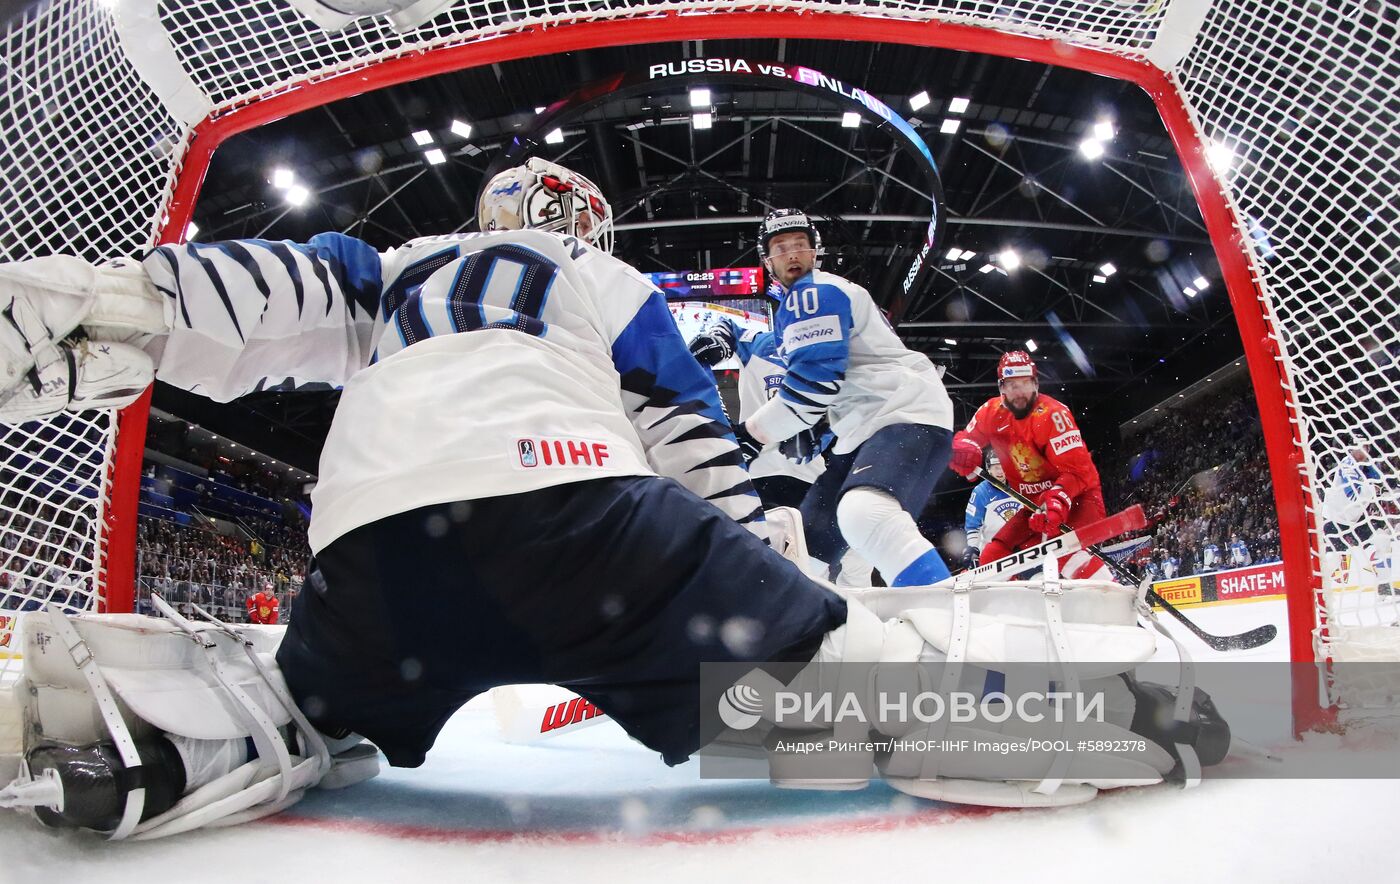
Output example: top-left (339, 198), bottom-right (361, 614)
top-left (0, 0), bottom-right (1397, 720)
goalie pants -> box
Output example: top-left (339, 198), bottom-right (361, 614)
top-left (275, 476), bottom-right (847, 768)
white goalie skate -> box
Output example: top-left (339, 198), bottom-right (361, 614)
top-left (0, 595), bottom-right (378, 840)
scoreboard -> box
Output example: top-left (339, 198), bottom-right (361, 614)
top-left (648, 266), bottom-right (763, 299)
top-left (650, 267), bottom-right (771, 371)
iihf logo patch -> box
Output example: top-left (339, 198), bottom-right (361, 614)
top-left (513, 436), bottom-right (612, 470)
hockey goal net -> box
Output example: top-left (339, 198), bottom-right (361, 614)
top-left (0, 0), bottom-right (1396, 727)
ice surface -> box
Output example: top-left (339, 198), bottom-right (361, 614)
top-left (4, 598), bottom-right (1398, 884)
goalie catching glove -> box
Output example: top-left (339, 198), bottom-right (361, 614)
top-left (0, 255), bottom-right (170, 421)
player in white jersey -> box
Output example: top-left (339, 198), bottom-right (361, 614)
top-left (688, 316), bottom-right (826, 510)
top-left (729, 210), bottom-right (955, 587)
top-left (1321, 441), bottom-right (1395, 593)
top-left (962, 451), bottom-right (1021, 571)
top-left (0, 160), bottom-right (1222, 834)
top-left (1201, 539), bottom-right (1221, 571)
top-left (1227, 533), bottom-right (1251, 568)
top-left (689, 316), bottom-right (875, 586)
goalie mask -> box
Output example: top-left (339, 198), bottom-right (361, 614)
top-left (478, 158), bottom-right (615, 253)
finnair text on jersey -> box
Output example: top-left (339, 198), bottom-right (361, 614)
top-left (783, 315), bottom-right (843, 352)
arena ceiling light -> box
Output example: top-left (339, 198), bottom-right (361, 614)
top-left (841, 111), bottom-right (861, 128)
top-left (1193, 275), bottom-right (1210, 289)
top-left (945, 247), bottom-right (963, 261)
top-left (534, 106), bottom-right (546, 114)
top-left (1099, 262), bottom-right (1117, 276)
top-left (450, 119), bottom-right (472, 138)
top-left (270, 167), bottom-right (294, 190)
top-left (979, 263), bottom-right (995, 274)
top-left (1025, 339), bottom-right (1039, 352)
top-left (411, 129), bottom-right (434, 146)
top-left (943, 338), bottom-right (957, 346)
top-left (185, 222), bottom-right (199, 240)
top-left (910, 90), bottom-right (930, 111)
top-left (1093, 119), bottom-right (1116, 141)
top-left (1092, 274), bottom-right (1108, 283)
top-left (1184, 286), bottom-right (1198, 298)
top-left (1079, 138), bottom-right (1106, 159)
top-left (284, 185), bottom-right (310, 207)
top-left (997, 249), bottom-right (1021, 271)
top-left (689, 87), bottom-right (711, 108)
top-left (958, 249), bottom-right (977, 261)
top-left (424, 148), bottom-right (447, 165)
top-left (1207, 141), bottom-right (1235, 173)
top-left (948, 96), bottom-right (971, 114)
top-left (940, 118), bottom-right (960, 134)
top-left (544, 128), bottom-right (565, 143)
top-left (691, 112), bottom-right (713, 130)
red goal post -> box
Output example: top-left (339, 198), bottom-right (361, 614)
top-left (1, 1), bottom-right (1394, 729)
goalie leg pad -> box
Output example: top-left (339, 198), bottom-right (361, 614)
top-left (25, 737), bottom-right (187, 831)
top-left (735, 585), bottom-right (1176, 804)
top-left (3, 607), bottom-right (338, 838)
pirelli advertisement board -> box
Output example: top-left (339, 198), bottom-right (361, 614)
top-left (1151, 562), bottom-right (1288, 609)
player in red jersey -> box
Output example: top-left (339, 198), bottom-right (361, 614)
top-left (947, 351), bottom-right (1111, 580)
top-left (247, 584), bottom-right (281, 625)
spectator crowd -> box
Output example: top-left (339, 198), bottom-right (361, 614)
top-left (1104, 379), bottom-right (1281, 580)
top-left (135, 513), bottom-right (307, 623)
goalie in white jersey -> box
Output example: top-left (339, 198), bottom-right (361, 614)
top-left (0, 159), bottom-right (1222, 836)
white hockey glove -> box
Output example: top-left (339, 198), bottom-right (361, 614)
top-left (0, 339), bottom-right (155, 422)
top-left (0, 256), bottom-right (170, 421)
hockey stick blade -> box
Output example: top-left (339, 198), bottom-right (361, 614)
top-left (971, 469), bottom-right (1277, 652)
top-left (1146, 591), bottom-right (1278, 651)
top-left (491, 686), bottom-right (612, 744)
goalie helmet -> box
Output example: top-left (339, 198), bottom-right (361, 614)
top-left (478, 158), bottom-right (615, 253)
top-left (756, 208), bottom-right (823, 266)
top-left (996, 350), bottom-right (1038, 385)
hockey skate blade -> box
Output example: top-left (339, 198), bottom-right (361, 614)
top-left (317, 743), bottom-right (380, 790)
top-left (884, 776), bottom-right (1099, 808)
top-left (764, 729), bottom-right (873, 792)
top-left (772, 777), bottom-right (869, 791)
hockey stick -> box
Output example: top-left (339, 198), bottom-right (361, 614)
top-left (959, 502), bottom-right (1147, 584)
top-left (490, 686), bottom-right (613, 744)
top-left (970, 468), bottom-right (1278, 651)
